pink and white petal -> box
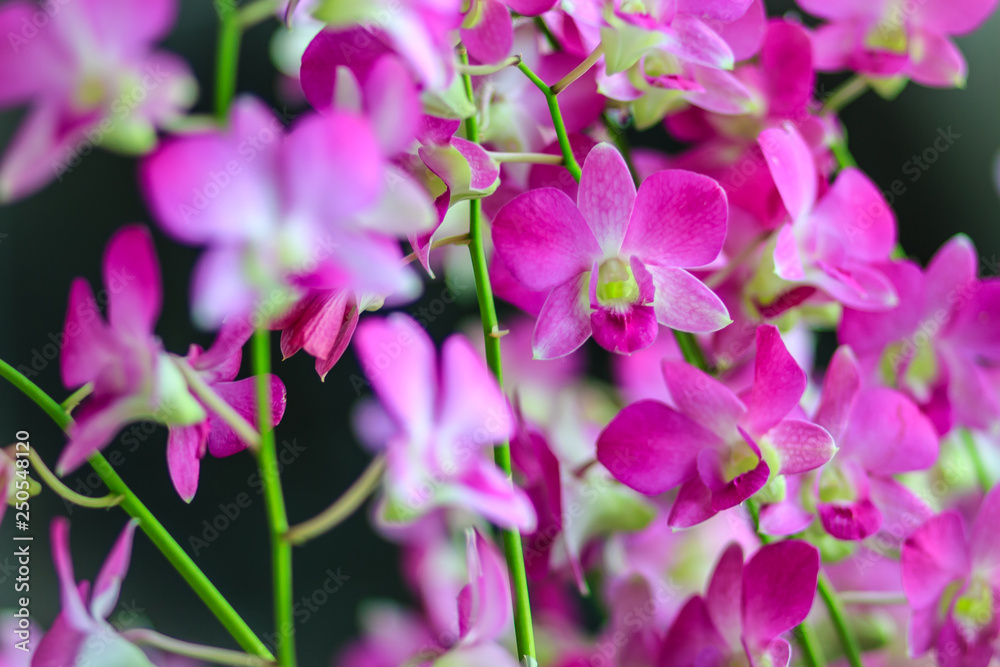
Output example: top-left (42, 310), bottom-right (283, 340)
top-left (908, 604), bottom-right (943, 657)
top-left (697, 446), bottom-right (770, 511)
top-left (745, 325), bottom-right (806, 435)
top-left (31, 611), bottom-right (88, 667)
top-left (705, 544), bottom-right (744, 649)
top-left (868, 475), bottom-right (934, 534)
top-left (300, 28), bottom-right (392, 112)
top-left (758, 124), bottom-right (817, 224)
top-left (590, 304), bottom-right (659, 355)
top-left (623, 170), bottom-right (728, 267)
top-left (901, 511), bottom-right (970, 608)
top-left (77, 0), bottom-right (177, 54)
top-left (813, 346), bottom-right (860, 443)
top-left (761, 20), bottom-right (814, 117)
top-left (766, 419), bottom-right (836, 474)
top-left (457, 529), bottom-right (512, 644)
top-left (363, 55), bottom-right (422, 156)
top-left (504, 0), bottom-right (558, 14)
top-left (741, 540), bottom-right (819, 648)
top-left (685, 65), bottom-right (757, 115)
top-left (577, 143), bottom-right (637, 255)
top-left (50, 518), bottom-right (92, 631)
top-left (970, 485), bottom-right (1000, 580)
top-left (676, 0), bottom-right (754, 22)
top-left (353, 315), bottom-right (437, 440)
top-left (841, 387), bottom-right (939, 474)
top-left (0, 2), bottom-right (68, 105)
top-left (460, 0), bottom-right (514, 65)
top-left (648, 265), bottom-right (732, 333)
top-left (190, 247), bottom-right (260, 330)
top-left (438, 335), bottom-right (513, 446)
top-left (443, 460), bottom-right (538, 532)
top-left (810, 167), bottom-right (896, 263)
top-left (906, 31), bottom-right (967, 88)
top-left (945, 354), bottom-right (1000, 431)
top-left (809, 260), bottom-right (899, 311)
top-left (206, 376), bottom-right (286, 457)
top-left (773, 224), bottom-right (807, 281)
top-left (716, 0), bottom-right (766, 61)
top-left (453, 138), bottom-right (502, 194)
top-left (434, 643), bottom-right (522, 667)
top-left (794, 0), bottom-right (884, 20)
top-left (759, 500), bottom-right (814, 536)
top-left (755, 638), bottom-right (792, 667)
top-left (166, 424), bottom-right (208, 503)
top-left (666, 476), bottom-right (718, 528)
top-left (102, 225), bottom-right (162, 336)
top-left (90, 520), bottom-right (140, 620)
top-left (57, 398), bottom-right (136, 475)
top-left (597, 400), bottom-right (720, 495)
top-left (661, 358), bottom-right (746, 437)
top-left (61, 279), bottom-right (110, 388)
top-left (661, 15), bottom-right (736, 70)
top-left (657, 596), bottom-right (729, 666)
top-left (911, 0), bottom-right (999, 35)
top-left (492, 188), bottom-right (601, 292)
top-left (139, 97), bottom-right (281, 244)
top-left (926, 234), bottom-right (977, 323)
top-left (532, 274), bottom-right (593, 360)
top-left (817, 497), bottom-right (883, 540)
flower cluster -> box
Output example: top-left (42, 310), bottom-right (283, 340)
top-left (1, 0), bottom-right (999, 665)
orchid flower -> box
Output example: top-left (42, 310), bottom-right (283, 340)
top-left (757, 122), bottom-right (898, 311)
top-left (902, 484), bottom-right (1000, 666)
top-left (798, 0), bottom-right (999, 88)
top-left (0, 0), bottom-right (196, 201)
top-left (33, 519), bottom-right (153, 666)
top-left (659, 540), bottom-right (820, 666)
top-left (597, 325), bottom-right (836, 527)
top-left (492, 142), bottom-right (731, 358)
top-left (353, 314), bottom-right (535, 530)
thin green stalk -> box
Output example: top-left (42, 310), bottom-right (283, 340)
top-left (461, 52), bottom-right (538, 666)
top-left (251, 329), bottom-right (296, 667)
top-left (672, 330), bottom-right (710, 372)
top-left (123, 629), bottom-right (276, 667)
top-left (517, 61), bottom-right (582, 181)
top-left (28, 449), bottom-right (124, 509)
top-left (822, 75), bottom-right (869, 114)
top-left (962, 430), bottom-right (992, 493)
top-left (818, 574), bottom-right (864, 667)
top-left (285, 455), bottom-right (386, 545)
top-left (601, 113), bottom-right (639, 184)
top-left (551, 44), bottom-right (604, 94)
top-left (0, 358), bottom-right (275, 661)
top-left (214, 3), bottom-right (242, 121)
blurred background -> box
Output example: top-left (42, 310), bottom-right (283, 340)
top-left (0, 0), bottom-right (998, 664)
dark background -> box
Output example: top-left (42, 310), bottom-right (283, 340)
top-left (0, 1), bottom-right (998, 664)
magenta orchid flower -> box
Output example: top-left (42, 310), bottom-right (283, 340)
top-left (141, 96), bottom-right (434, 328)
top-left (170, 322), bottom-right (287, 502)
top-left (0, 0), bottom-right (196, 202)
top-left (59, 225), bottom-right (206, 475)
top-left (492, 142), bottom-right (731, 359)
top-left (812, 346), bottom-right (939, 540)
top-left (353, 314), bottom-right (535, 530)
top-left (461, 0), bottom-right (558, 65)
top-left (902, 485), bottom-right (1000, 666)
top-left (659, 540), bottom-right (820, 666)
top-left (758, 122), bottom-right (898, 311)
top-left (33, 519), bottom-right (154, 666)
top-left (799, 0), bottom-right (999, 88)
top-left (839, 234), bottom-right (1000, 435)
top-left (597, 325), bottom-right (836, 528)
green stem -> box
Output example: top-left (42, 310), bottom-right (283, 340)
top-left (214, 2), bottom-right (242, 121)
top-left (672, 330), bottom-right (710, 372)
top-left (818, 574), bottom-right (864, 667)
top-left (962, 430), bottom-right (992, 493)
top-left (285, 455), bottom-right (386, 545)
top-left (551, 44), bottom-right (604, 94)
top-left (28, 449), bottom-right (124, 509)
top-left (251, 329), bottom-right (296, 666)
top-left (601, 113), bottom-right (639, 184)
top-left (488, 151), bottom-right (565, 165)
top-left (461, 51), bottom-right (538, 666)
top-left (0, 359), bottom-right (275, 661)
top-left (456, 56), bottom-right (522, 76)
top-left (794, 623), bottom-right (827, 667)
top-left (822, 75), bottom-right (869, 115)
top-left (517, 61), bottom-right (582, 182)
top-left (122, 629), bottom-right (276, 667)
top-left (239, 0), bottom-right (282, 28)
top-left (60, 383), bottom-right (92, 413)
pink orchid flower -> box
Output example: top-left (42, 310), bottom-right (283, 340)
top-left (33, 519), bottom-right (154, 666)
top-left (759, 122), bottom-right (898, 311)
top-left (492, 142), bottom-right (731, 359)
top-left (461, 0), bottom-right (558, 65)
top-left (353, 314), bottom-right (535, 531)
top-left (597, 325), bottom-right (836, 528)
top-left (799, 0), bottom-right (999, 88)
top-left (812, 346), bottom-right (939, 540)
top-left (59, 226), bottom-right (206, 475)
top-left (141, 96), bottom-right (434, 328)
top-left (902, 485), bottom-right (1000, 666)
top-left (170, 322), bottom-right (287, 502)
top-left (310, 0), bottom-right (463, 90)
top-left (839, 234), bottom-right (1000, 435)
top-left (659, 540), bottom-right (820, 666)
top-left (0, 0), bottom-right (196, 202)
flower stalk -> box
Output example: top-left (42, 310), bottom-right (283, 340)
top-left (517, 60), bottom-right (582, 181)
top-left (551, 44), bottom-right (604, 94)
top-left (285, 455), bottom-right (386, 545)
top-left (122, 629), bottom-right (277, 667)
